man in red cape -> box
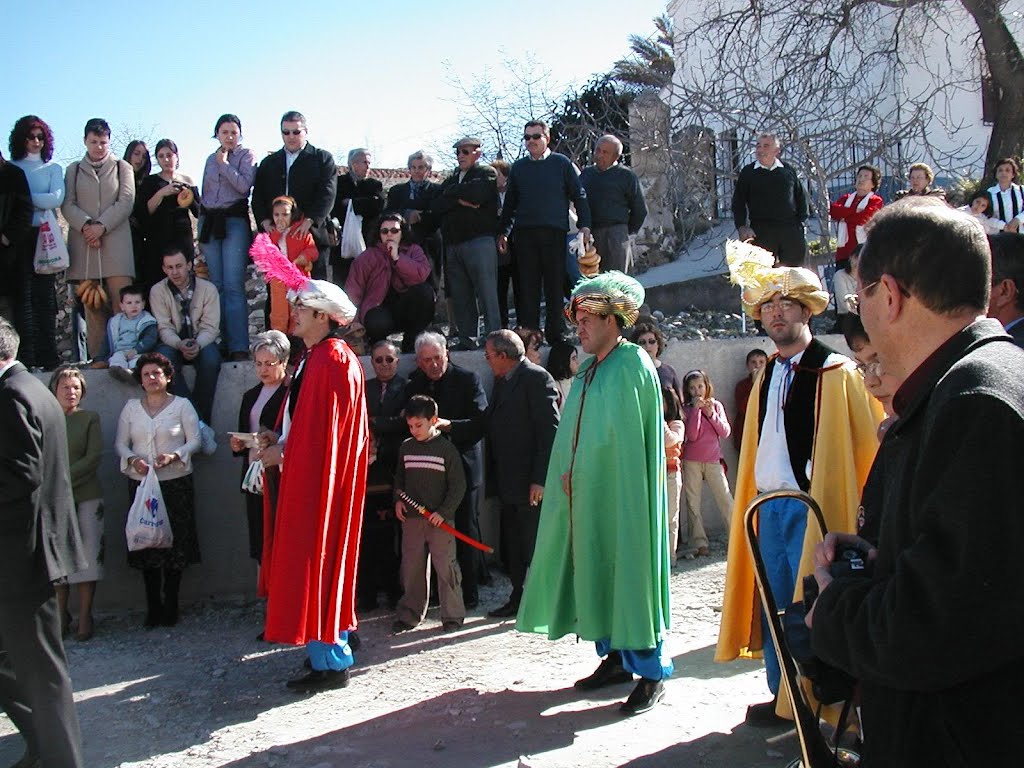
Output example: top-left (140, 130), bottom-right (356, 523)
top-left (258, 277), bottom-right (368, 693)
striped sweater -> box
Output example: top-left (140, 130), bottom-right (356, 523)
top-left (394, 433), bottom-right (467, 522)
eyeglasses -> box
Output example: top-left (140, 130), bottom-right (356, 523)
top-left (457, 147), bottom-right (477, 155)
top-left (281, 129), bottom-right (304, 136)
top-left (844, 280), bottom-right (880, 315)
top-left (524, 133), bottom-right (544, 141)
top-left (379, 227), bottom-right (401, 234)
top-left (854, 360), bottom-right (883, 378)
top-left (373, 356), bottom-right (397, 364)
top-left (638, 338), bottom-right (659, 346)
top-left (27, 133), bottom-right (45, 142)
top-left (254, 360), bottom-right (283, 369)
top-left (759, 298), bottom-right (803, 316)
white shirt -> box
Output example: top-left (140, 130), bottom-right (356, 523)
top-left (116, 396), bottom-right (201, 481)
top-left (754, 348), bottom-right (847, 492)
top-left (529, 149), bottom-right (553, 161)
top-left (755, 158), bottom-right (784, 171)
top-left (987, 183), bottom-right (1024, 226)
top-left (284, 147), bottom-right (303, 193)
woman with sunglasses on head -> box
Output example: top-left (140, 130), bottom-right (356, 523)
top-left (631, 320), bottom-right (683, 403)
top-left (231, 331), bottom-right (289, 571)
top-left (134, 138), bottom-right (199, 291)
top-left (8, 115), bottom-right (64, 370)
top-left (199, 115), bottom-right (255, 361)
top-left (344, 212), bottom-right (434, 353)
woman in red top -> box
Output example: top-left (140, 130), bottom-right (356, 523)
top-left (344, 211), bottom-right (434, 352)
top-left (267, 196), bottom-right (318, 334)
top-left (830, 165), bottom-right (883, 271)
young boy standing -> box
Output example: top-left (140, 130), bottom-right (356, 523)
top-left (392, 395), bottom-right (467, 633)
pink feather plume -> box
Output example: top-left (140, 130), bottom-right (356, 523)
top-left (249, 233), bottom-right (308, 291)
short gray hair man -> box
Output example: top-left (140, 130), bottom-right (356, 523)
top-left (407, 150), bottom-right (433, 171)
top-left (414, 331), bottom-right (446, 354)
top-left (487, 329), bottom-right (525, 360)
top-left (348, 147), bottom-right (370, 166)
top-left (0, 319), bottom-right (19, 361)
top-left (596, 135), bottom-right (623, 160)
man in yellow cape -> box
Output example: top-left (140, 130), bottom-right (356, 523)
top-left (714, 251), bottom-right (882, 726)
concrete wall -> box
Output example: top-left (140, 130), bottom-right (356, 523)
top-left (52, 336), bottom-right (850, 613)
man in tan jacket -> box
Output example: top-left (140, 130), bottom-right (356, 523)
top-left (150, 247), bottom-right (222, 423)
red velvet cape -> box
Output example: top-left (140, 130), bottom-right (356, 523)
top-left (262, 336), bottom-right (368, 645)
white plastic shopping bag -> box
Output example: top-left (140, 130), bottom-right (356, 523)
top-left (125, 466), bottom-right (173, 551)
top-left (340, 200), bottom-right (365, 261)
top-left (33, 209), bottom-right (70, 274)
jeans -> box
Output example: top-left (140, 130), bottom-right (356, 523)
top-left (446, 236), bottom-right (500, 346)
top-left (198, 216), bottom-right (251, 355)
top-left (157, 343), bottom-right (222, 424)
top-left (756, 496), bottom-right (808, 695)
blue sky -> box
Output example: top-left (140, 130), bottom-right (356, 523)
top-left (3, 0), bottom-right (666, 179)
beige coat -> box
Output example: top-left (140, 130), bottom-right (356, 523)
top-left (62, 155), bottom-right (136, 280)
top-left (149, 276), bottom-right (221, 350)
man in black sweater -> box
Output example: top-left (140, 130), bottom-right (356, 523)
top-left (498, 120), bottom-right (591, 345)
top-left (579, 135), bottom-right (647, 274)
top-left (252, 111), bottom-right (337, 280)
top-left (431, 137), bottom-right (500, 349)
top-left (731, 133), bottom-right (808, 267)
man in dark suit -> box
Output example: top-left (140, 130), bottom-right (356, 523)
top-left (331, 148), bottom-right (386, 287)
top-left (386, 150), bottom-right (443, 288)
top-left (987, 232), bottom-right (1024, 348)
top-left (403, 331), bottom-right (489, 608)
top-left (252, 110), bottom-right (337, 280)
top-left (431, 137), bottom-right (501, 349)
top-left (483, 330), bottom-right (559, 617)
top-left (0, 319), bottom-right (86, 768)
top-left (359, 340), bottom-right (408, 610)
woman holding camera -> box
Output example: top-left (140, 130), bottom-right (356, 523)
top-left (134, 138), bottom-right (199, 291)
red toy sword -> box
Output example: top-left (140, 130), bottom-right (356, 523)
top-left (395, 490), bottom-right (494, 554)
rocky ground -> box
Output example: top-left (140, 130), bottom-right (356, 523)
top-left (0, 540), bottom-right (806, 768)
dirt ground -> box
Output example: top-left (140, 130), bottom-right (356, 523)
top-left (0, 541), bottom-right (803, 768)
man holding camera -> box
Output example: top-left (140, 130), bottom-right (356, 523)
top-left (806, 203), bottom-right (1024, 765)
top-left (716, 264), bottom-right (881, 726)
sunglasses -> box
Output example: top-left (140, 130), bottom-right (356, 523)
top-left (457, 147), bottom-right (477, 155)
top-left (373, 356), bottom-right (397, 364)
top-left (27, 133), bottom-right (45, 141)
top-left (379, 227), bottom-right (401, 234)
top-left (524, 133), bottom-right (544, 141)
top-left (281, 129), bottom-right (304, 136)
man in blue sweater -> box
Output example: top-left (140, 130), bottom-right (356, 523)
top-left (498, 121), bottom-right (591, 345)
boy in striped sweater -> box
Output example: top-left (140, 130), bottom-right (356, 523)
top-left (392, 395), bottom-right (467, 633)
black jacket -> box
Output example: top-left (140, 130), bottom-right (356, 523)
top-left (252, 143), bottom-right (337, 232)
top-left (0, 162), bottom-right (32, 277)
top-left (333, 174), bottom-right (385, 245)
top-left (431, 163), bottom-right (498, 245)
top-left (811, 319), bottom-right (1024, 766)
top-left (403, 363), bottom-right (487, 487)
top-left (485, 360), bottom-right (559, 505)
top-left (366, 373), bottom-right (408, 485)
top-left (0, 363), bottom-right (86, 589)
top-left (386, 180), bottom-right (442, 244)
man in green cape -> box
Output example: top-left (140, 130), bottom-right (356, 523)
top-left (516, 271), bottom-right (672, 715)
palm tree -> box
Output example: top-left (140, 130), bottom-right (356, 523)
top-left (611, 14), bottom-right (675, 91)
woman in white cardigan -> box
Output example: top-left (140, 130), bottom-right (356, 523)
top-left (62, 118), bottom-right (136, 358)
top-left (115, 351), bottom-right (201, 628)
top-left (988, 157), bottom-right (1024, 234)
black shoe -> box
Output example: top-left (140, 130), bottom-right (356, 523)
top-left (10, 750), bottom-right (42, 768)
top-left (392, 619), bottom-right (416, 634)
top-left (160, 604), bottom-right (179, 627)
top-left (620, 678), bottom-right (665, 715)
top-left (442, 620), bottom-right (462, 632)
top-left (143, 611), bottom-right (161, 629)
top-left (347, 632), bottom-right (361, 652)
top-left (487, 601), bottom-right (519, 619)
top-left (574, 653), bottom-right (633, 690)
top-left (285, 669), bottom-right (350, 693)
top-left (745, 698), bottom-right (787, 728)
